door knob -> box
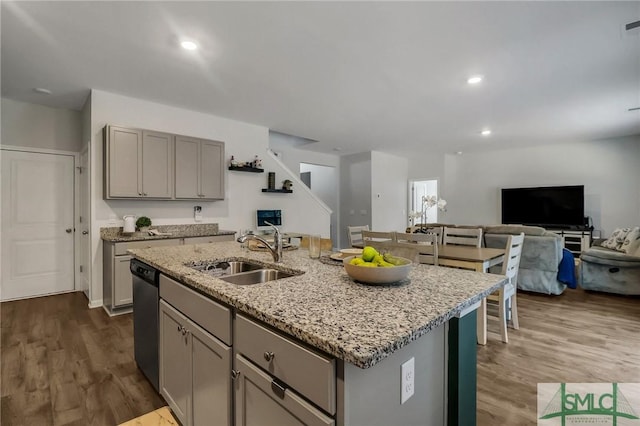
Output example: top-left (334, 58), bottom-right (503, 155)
top-left (65, 228), bottom-right (73, 233)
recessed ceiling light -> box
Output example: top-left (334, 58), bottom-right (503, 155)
top-left (467, 75), bottom-right (483, 85)
top-left (456, 151), bottom-right (463, 155)
top-left (33, 87), bottom-right (52, 95)
top-left (481, 129), bottom-right (492, 136)
top-left (333, 147), bottom-right (342, 151)
top-left (180, 40), bottom-right (198, 51)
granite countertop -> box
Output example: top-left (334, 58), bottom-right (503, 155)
top-left (129, 242), bottom-right (507, 369)
top-left (101, 224), bottom-right (235, 242)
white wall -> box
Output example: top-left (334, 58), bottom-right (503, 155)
top-left (339, 152), bottom-right (372, 248)
top-left (371, 151), bottom-right (408, 232)
top-left (268, 131), bottom-right (340, 247)
top-left (300, 163), bottom-right (338, 247)
top-left (441, 136), bottom-right (640, 235)
top-left (89, 90), bottom-right (330, 306)
top-left (1, 98), bottom-right (82, 152)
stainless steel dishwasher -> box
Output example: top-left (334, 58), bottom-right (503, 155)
top-left (130, 258), bottom-right (160, 392)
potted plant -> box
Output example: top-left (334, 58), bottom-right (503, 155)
top-left (136, 216), bottom-right (152, 232)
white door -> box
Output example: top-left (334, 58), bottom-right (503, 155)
top-left (1, 150), bottom-right (75, 301)
top-left (409, 179), bottom-right (439, 225)
top-left (78, 145), bottom-right (91, 298)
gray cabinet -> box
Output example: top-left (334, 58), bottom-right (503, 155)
top-left (159, 300), bottom-right (190, 424)
top-left (175, 136), bottom-right (225, 200)
top-left (141, 130), bottom-right (174, 198)
top-left (105, 126), bottom-right (141, 198)
top-left (113, 255), bottom-right (133, 306)
top-left (159, 277), bottom-right (232, 426)
top-left (235, 314), bottom-right (336, 414)
top-left (234, 354), bottom-right (334, 426)
top-left (102, 239), bottom-right (180, 315)
top-left (104, 126), bottom-right (174, 199)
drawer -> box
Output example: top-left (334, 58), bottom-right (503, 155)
top-left (115, 238), bottom-right (180, 255)
top-left (235, 314), bottom-right (335, 414)
top-left (183, 235), bottom-right (235, 245)
top-left (160, 274), bottom-right (232, 345)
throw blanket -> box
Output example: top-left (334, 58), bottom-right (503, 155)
top-left (557, 248), bottom-right (577, 289)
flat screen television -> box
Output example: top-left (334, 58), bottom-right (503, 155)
top-left (256, 209), bottom-right (282, 230)
top-left (501, 185), bottom-right (585, 229)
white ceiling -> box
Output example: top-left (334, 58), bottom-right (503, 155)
top-left (2, 1), bottom-right (639, 156)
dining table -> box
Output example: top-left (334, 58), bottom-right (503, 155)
top-left (437, 244), bottom-right (505, 273)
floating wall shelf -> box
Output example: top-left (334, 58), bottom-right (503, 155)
top-left (262, 189), bottom-right (293, 193)
top-left (228, 166), bottom-right (264, 173)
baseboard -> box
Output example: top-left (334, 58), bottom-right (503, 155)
top-left (88, 299), bottom-right (103, 309)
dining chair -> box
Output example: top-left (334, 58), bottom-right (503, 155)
top-left (347, 225), bottom-right (369, 248)
top-left (487, 232), bottom-right (524, 343)
top-left (373, 233), bottom-right (439, 266)
top-left (408, 225), bottom-right (444, 244)
top-left (397, 233), bottom-right (439, 266)
top-left (442, 226), bottom-right (482, 247)
top-left (361, 230), bottom-right (395, 244)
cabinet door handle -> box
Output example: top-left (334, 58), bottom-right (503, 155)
top-left (271, 378), bottom-right (287, 399)
top-left (138, 192), bottom-right (142, 196)
top-left (231, 370), bottom-right (241, 380)
top-left (263, 351), bottom-right (275, 362)
top-left (65, 228), bottom-right (73, 233)
top-left (143, 192), bottom-right (148, 196)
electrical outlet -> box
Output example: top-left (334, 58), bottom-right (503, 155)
top-left (401, 358), bottom-right (415, 404)
top-left (194, 206), bottom-right (202, 222)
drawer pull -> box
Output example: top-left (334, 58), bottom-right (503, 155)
top-left (231, 370), bottom-right (241, 380)
top-left (271, 378), bottom-right (287, 399)
top-left (264, 351), bottom-right (275, 362)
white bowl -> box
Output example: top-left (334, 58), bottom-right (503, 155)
top-left (342, 255), bottom-right (412, 285)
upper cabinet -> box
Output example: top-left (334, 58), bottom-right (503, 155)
top-left (105, 126), bottom-right (174, 199)
top-left (141, 130), bottom-right (174, 198)
top-left (104, 125), bottom-right (225, 201)
top-left (175, 136), bottom-right (224, 200)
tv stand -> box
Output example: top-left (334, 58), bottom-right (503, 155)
top-left (547, 228), bottom-right (592, 256)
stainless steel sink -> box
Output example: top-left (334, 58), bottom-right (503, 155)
top-left (187, 259), bottom-right (302, 285)
top-left (189, 260), bottom-right (264, 278)
top-left (219, 269), bottom-right (298, 285)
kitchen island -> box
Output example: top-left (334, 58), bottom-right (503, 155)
top-left (130, 242), bottom-right (507, 426)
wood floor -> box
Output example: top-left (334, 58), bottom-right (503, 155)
top-left (477, 288), bottom-right (640, 425)
top-left (1, 288), bottom-right (638, 425)
top-left (1, 292), bottom-right (165, 425)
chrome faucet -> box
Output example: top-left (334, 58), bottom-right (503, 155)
top-left (237, 221), bottom-right (283, 262)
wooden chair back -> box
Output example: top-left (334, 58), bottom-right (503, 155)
top-left (406, 225), bottom-right (444, 244)
top-left (442, 227), bottom-right (482, 247)
top-left (347, 225), bottom-right (369, 248)
top-left (501, 232), bottom-right (525, 286)
top-left (361, 230), bottom-right (395, 244)
top-left (370, 233), bottom-right (439, 266)
top-left (487, 232), bottom-right (525, 343)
